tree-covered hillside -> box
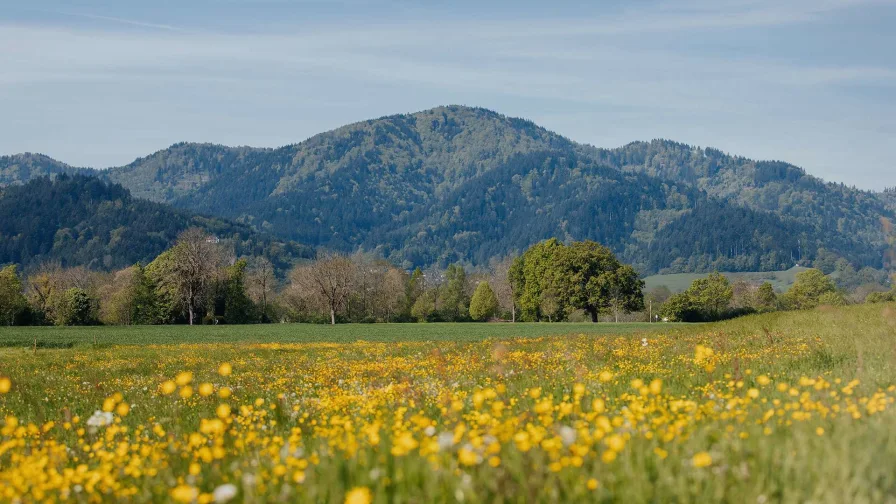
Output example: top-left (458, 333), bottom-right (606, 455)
top-left (0, 153), bottom-right (91, 186)
top-left (596, 140), bottom-right (893, 254)
top-left (363, 151), bottom-right (872, 272)
top-left (2, 106), bottom-right (892, 273)
top-left (0, 175), bottom-right (313, 272)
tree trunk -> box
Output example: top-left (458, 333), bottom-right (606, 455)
top-left (512, 305), bottom-right (516, 323)
top-left (330, 308), bottom-right (336, 326)
top-left (590, 309), bottom-right (598, 323)
top-left (188, 304), bottom-right (194, 326)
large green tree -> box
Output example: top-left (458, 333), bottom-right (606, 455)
top-left (440, 264), bottom-right (470, 322)
top-left (510, 239), bottom-right (563, 321)
top-left (510, 239), bottom-right (644, 322)
top-left (784, 269), bottom-right (837, 310)
top-left (687, 273), bottom-right (734, 320)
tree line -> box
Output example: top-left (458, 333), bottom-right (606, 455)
top-left (0, 234), bottom-right (646, 326)
top-left (1, 233), bottom-right (893, 327)
top-left (655, 268), bottom-right (895, 322)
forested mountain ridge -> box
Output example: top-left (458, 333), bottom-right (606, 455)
top-left (598, 140), bottom-right (894, 252)
top-left (2, 106), bottom-right (892, 273)
top-left (151, 106), bottom-right (595, 250)
top-left (367, 151), bottom-right (873, 272)
top-left (0, 175), bottom-right (313, 272)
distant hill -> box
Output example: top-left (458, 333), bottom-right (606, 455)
top-left (0, 153), bottom-right (90, 186)
top-left (2, 105), bottom-right (893, 273)
top-left (0, 175), bottom-right (313, 272)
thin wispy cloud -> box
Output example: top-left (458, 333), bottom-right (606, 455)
top-left (50, 11), bottom-right (187, 32)
top-left (0, 0), bottom-right (894, 189)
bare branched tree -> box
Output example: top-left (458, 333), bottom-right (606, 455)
top-left (377, 267), bottom-right (408, 321)
top-left (490, 256), bottom-right (517, 322)
top-left (247, 257), bottom-right (276, 323)
top-left (169, 228), bottom-right (222, 325)
top-left (291, 254), bottom-right (356, 325)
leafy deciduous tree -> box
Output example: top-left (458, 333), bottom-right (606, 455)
top-left (784, 269), bottom-right (837, 310)
top-left (0, 265), bottom-right (27, 326)
top-left (469, 281), bottom-right (499, 321)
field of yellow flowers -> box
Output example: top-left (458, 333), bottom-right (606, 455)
top-left (2, 304), bottom-right (896, 503)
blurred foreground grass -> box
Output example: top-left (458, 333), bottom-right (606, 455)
top-left (1, 303), bottom-right (895, 503)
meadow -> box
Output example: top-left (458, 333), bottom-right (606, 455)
top-left (0, 322), bottom-right (668, 347)
top-left (643, 266), bottom-right (811, 293)
top-left (1, 304), bottom-right (896, 503)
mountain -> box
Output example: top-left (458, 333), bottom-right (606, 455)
top-left (0, 153), bottom-right (90, 186)
top-left (368, 150), bottom-right (837, 273)
top-left (0, 175), bottom-right (313, 272)
top-left (594, 140), bottom-right (893, 256)
top-left (2, 106), bottom-right (893, 273)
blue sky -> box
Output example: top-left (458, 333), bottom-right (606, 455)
top-left (2, 0), bottom-right (895, 189)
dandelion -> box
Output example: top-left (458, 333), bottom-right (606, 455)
top-left (160, 380), bottom-right (177, 395)
top-left (344, 487), bottom-right (372, 504)
top-left (216, 404), bottom-right (232, 419)
top-left (171, 485), bottom-right (198, 503)
top-left (218, 363), bottom-right (233, 376)
top-left (199, 382), bottom-right (215, 397)
top-left (175, 371), bottom-right (193, 386)
top-left (115, 403), bottom-right (130, 416)
top-left (587, 478), bottom-right (599, 490)
top-left (458, 446), bottom-right (479, 466)
top-left (692, 451), bottom-right (713, 468)
top-left (0, 377), bottom-right (11, 394)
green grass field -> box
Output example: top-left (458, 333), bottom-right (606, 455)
top-left (0, 321), bottom-right (676, 347)
top-left (2, 303), bottom-right (896, 502)
top-left (644, 265), bottom-right (811, 293)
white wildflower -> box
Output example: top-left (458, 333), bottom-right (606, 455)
top-left (213, 483), bottom-right (238, 503)
top-left (437, 432), bottom-right (455, 451)
top-left (558, 426), bottom-right (577, 447)
top-left (86, 410), bottom-right (113, 429)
